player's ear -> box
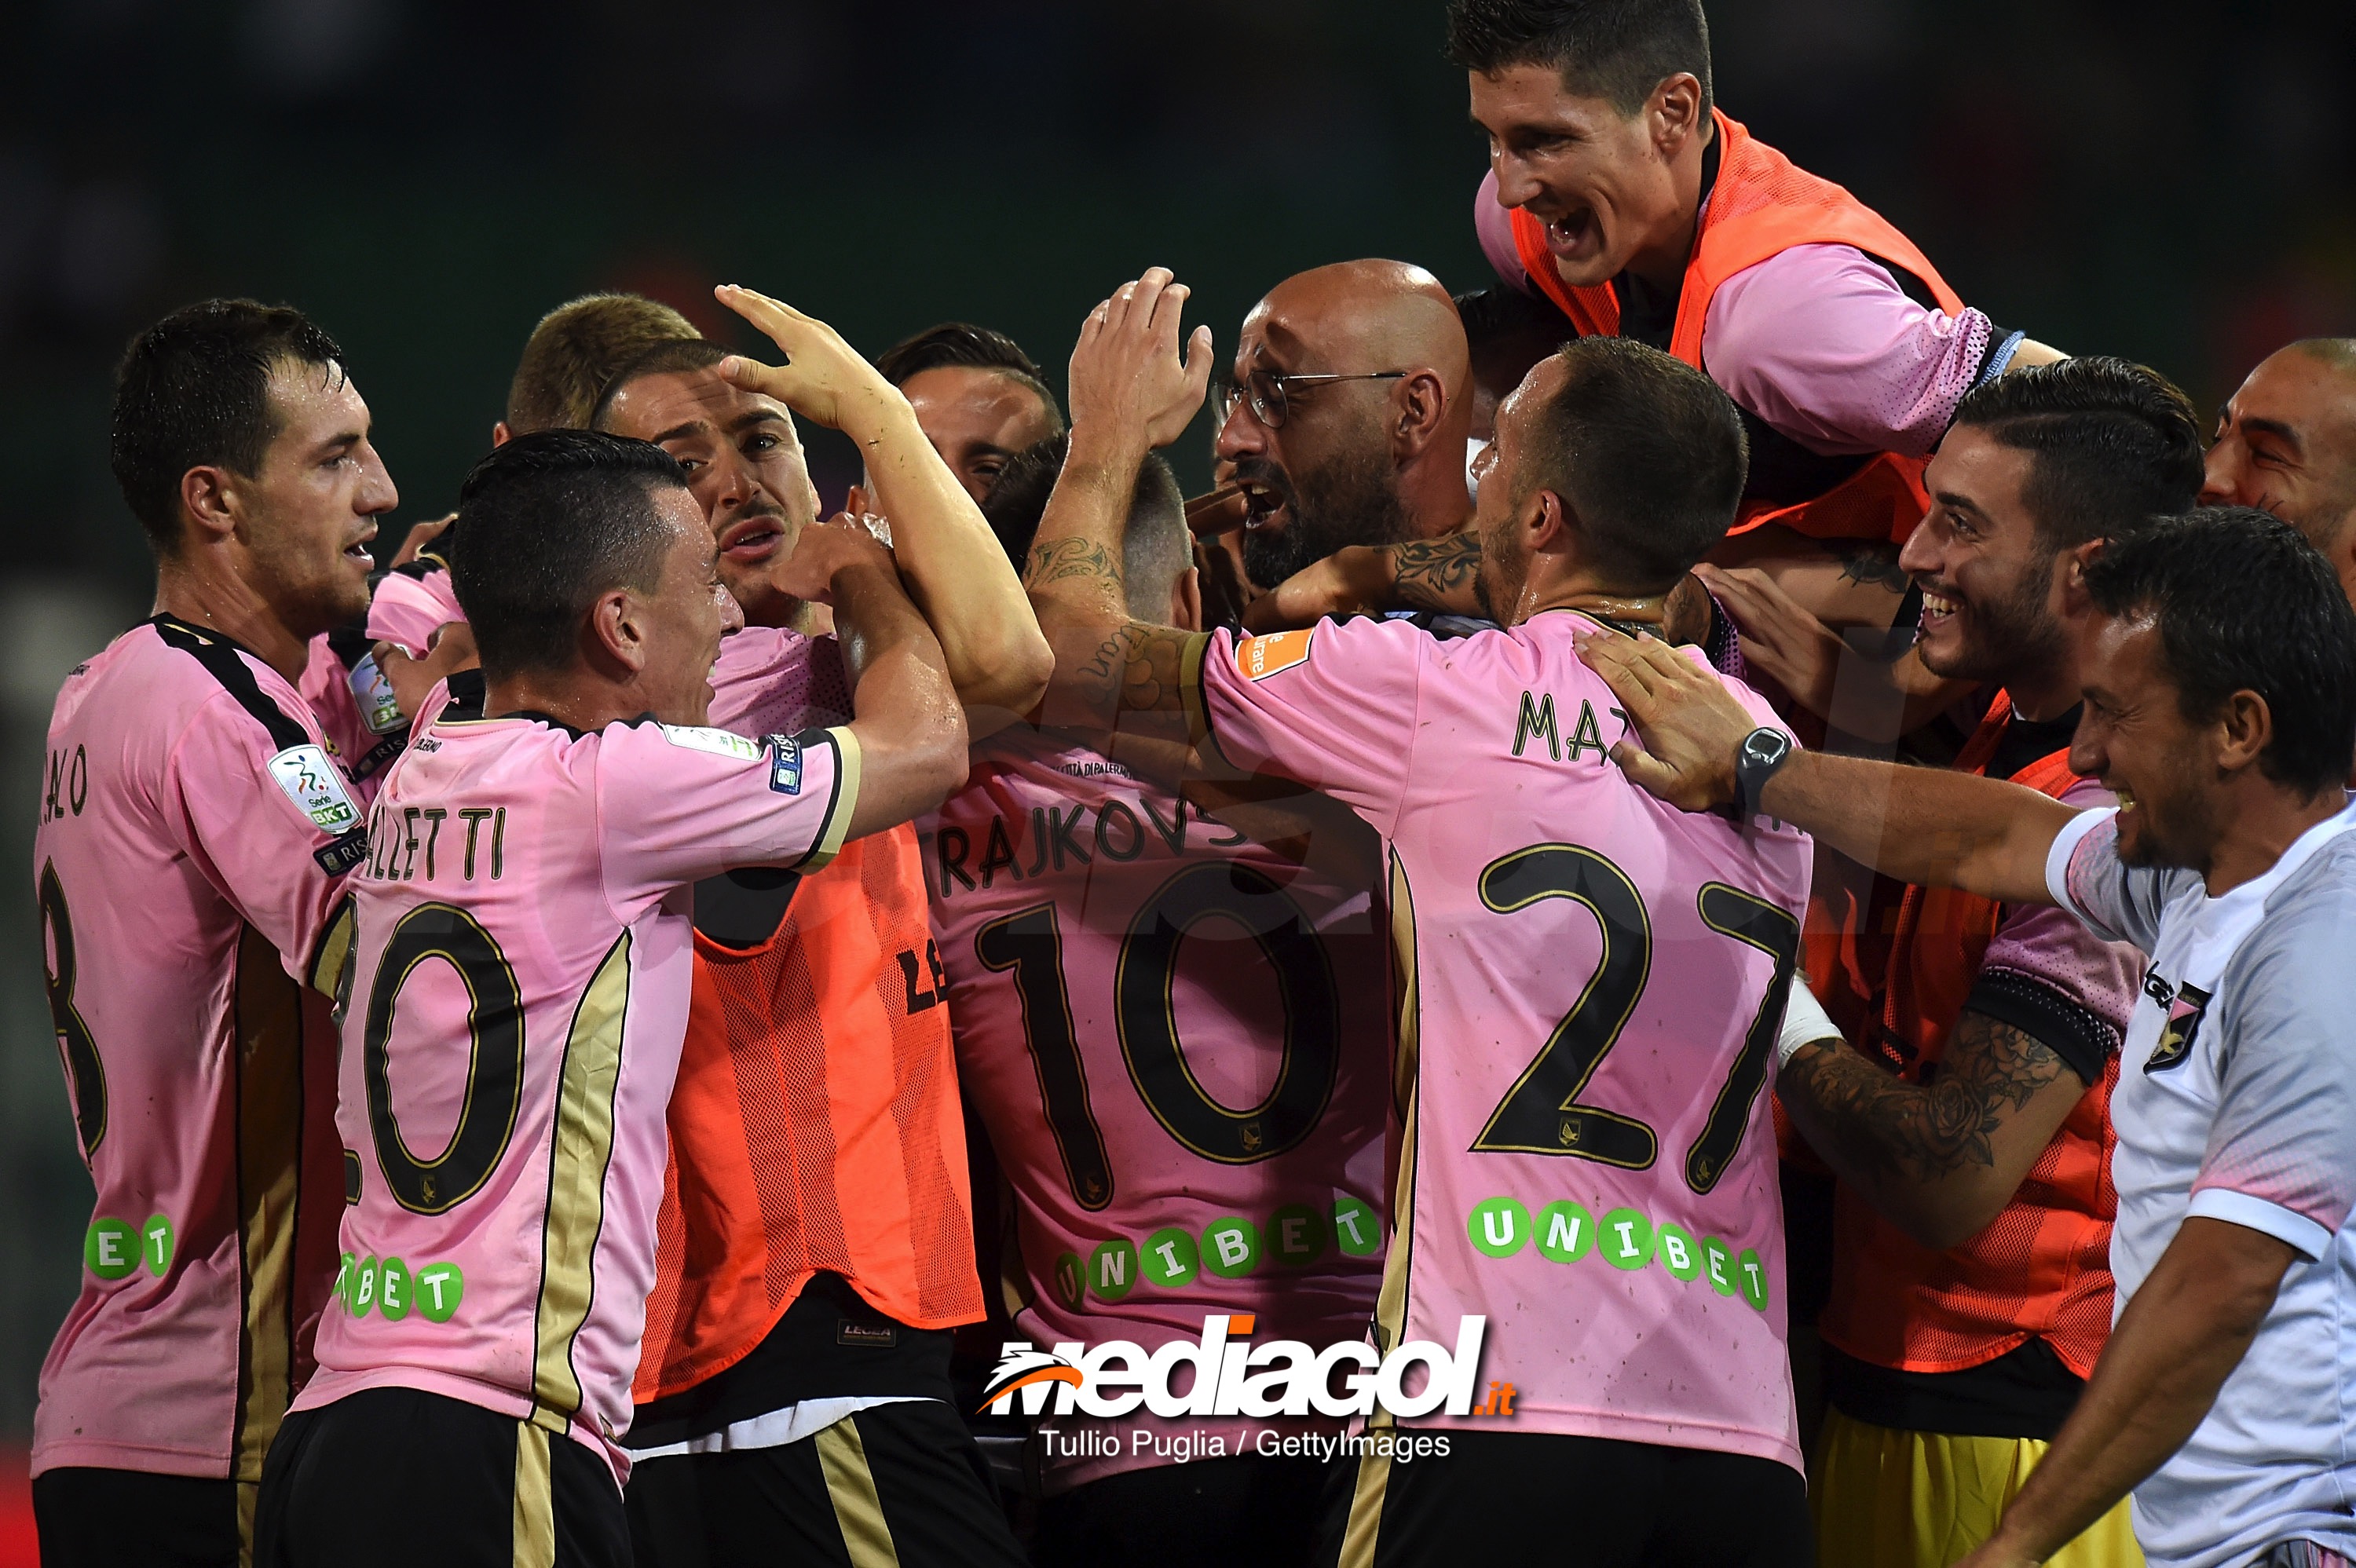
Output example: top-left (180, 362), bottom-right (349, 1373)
top-left (179, 463), bottom-right (240, 546)
top-left (1389, 370), bottom-right (1449, 463)
top-left (2215, 688), bottom-right (2272, 774)
top-left (1169, 565), bottom-right (1203, 634)
top-left (1527, 487), bottom-right (1571, 553)
top-left (586, 587), bottom-right (648, 678)
top-left (2053, 537), bottom-right (2105, 619)
top-left (492, 420), bottom-right (514, 448)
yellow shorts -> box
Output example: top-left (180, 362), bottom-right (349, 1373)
top-left (1810, 1407), bottom-right (2143, 1568)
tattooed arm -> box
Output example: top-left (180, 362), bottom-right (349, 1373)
top-left (1242, 533), bottom-right (1480, 632)
top-left (1780, 1009), bottom-right (2095, 1250)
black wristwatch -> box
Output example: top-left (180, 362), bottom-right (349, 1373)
top-left (1732, 726), bottom-right (1794, 821)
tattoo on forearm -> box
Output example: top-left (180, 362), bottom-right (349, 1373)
top-left (1025, 537), bottom-right (1123, 594)
top-left (1391, 534), bottom-right (1481, 613)
top-left (1076, 619), bottom-right (1193, 718)
top-left (1820, 538), bottom-right (1910, 594)
top-left (1784, 1011), bottom-right (2067, 1182)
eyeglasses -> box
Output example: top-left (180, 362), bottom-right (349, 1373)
top-left (1217, 369), bottom-right (1408, 429)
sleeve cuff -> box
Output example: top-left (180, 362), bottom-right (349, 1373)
top-left (1975, 328), bottom-right (2027, 387)
top-left (2043, 806), bottom-right (2115, 923)
top-left (798, 726), bottom-right (862, 873)
top-left (1964, 970), bottom-right (2119, 1089)
top-left (1179, 630), bottom-right (1215, 755)
top-left (2186, 1186), bottom-right (2336, 1263)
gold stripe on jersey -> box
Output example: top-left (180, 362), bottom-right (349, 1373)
top-left (530, 930), bottom-right (631, 1426)
top-left (1337, 1446), bottom-right (1393, 1568)
top-left (232, 924), bottom-right (305, 1488)
top-left (803, 728), bottom-right (865, 873)
top-left (1176, 630), bottom-right (1214, 753)
top-left (1367, 849), bottom-right (1422, 1427)
top-left (306, 895), bottom-right (357, 1010)
top-left (816, 1416), bottom-right (902, 1568)
top-left (511, 1420), bottom-right (556, 1568)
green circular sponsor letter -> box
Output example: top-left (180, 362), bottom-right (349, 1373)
top-left (414, 1262), bottom-right (465, 1323)
top-left (1330, 1196), bottom-right (1381, 1257)
top-left (1142, 1227), bottom-right (1199, 1287)
top-left (1088, 1237), bottom-right (1140, 1303)
top-left (1468, 1197), bottom-right (1531, 1259)
top-left (140, 1214), bottom-right (174, 1277)
top-left (1700, 1237), bottom-right (1737, 1297)
top-left (378, 1256), bottom-right (413, 1321)
top-left (85, 1218), bottom-right (135, 1281)
top-left (1268, 1204), bottom-right (1326, 1268)
top-left (350, 1255), bottom-right (379, 1318)
top-left (1736, 1248), bottom-right (1770, 1310)
top-left (1599, 1208), bottom-right (1654, 1271)
top-left (1202, 1217), bottom-right (1261, 1278)
top-left (1052, 1251), bottom-right (1085, 1310)
top-left (1655, 1223), bottom-right (1701, 1281)
top-left (1534, 1201), bottom-right (1596, 1264)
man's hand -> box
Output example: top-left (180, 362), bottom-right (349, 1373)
top-left (1693, 563), bottom-right (1847, 720)
top-left (391, 513), bottom-right (456, 569)
top-left (1575, 628), bottom-right (1754, 810)
top-left (714, 285), bottom-right (904, 440)
top-left (765, 515), bottom-right (898, 606)
top-left (372, 623), bottom-right (478, 721)
top-left (1067, 266), bottom-right (1214, 452)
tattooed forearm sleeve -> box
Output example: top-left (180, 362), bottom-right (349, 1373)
top-left (1388, 533), bottom-right (1483, 616)
top-left (1778, 1008), bottom-right (2086, 1243)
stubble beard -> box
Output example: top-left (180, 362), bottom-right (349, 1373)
top-left (1238, 445), bottom-right (1413, 591)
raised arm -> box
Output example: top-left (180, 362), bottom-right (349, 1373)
top-left (1026, 267), bottom-right (1213, 744)
top-left (714, 284), bottom-right (1052, 729)
top-left (1579, 627), bottom-right (2077, 905)
top-left (768, 517), bottom-right (969, 838)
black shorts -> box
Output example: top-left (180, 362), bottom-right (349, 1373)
top-left (1034, 1453), bottom-right (1337, 1568)
top-left (253, 1386), bottom-right (628, 1568)
top-left (624, 1399), bottom-right (1026, 1568)
top-left (1316, 1428), bottom-right (1810, 1568)
top-left (33, 1466), bottom-right (243, 1568)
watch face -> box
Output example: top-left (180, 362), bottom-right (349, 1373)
top-left (1744, 729), bottom-right (1789, 766)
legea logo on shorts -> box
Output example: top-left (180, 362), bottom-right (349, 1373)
top-left (979, 1312), bottom-right (1489, 1420)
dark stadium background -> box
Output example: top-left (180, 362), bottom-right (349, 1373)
top-left (2, 0), bottom-right (2349, 1555)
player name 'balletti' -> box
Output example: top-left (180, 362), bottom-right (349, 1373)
top-left (982, 1313), bottom-right (1488, 1420)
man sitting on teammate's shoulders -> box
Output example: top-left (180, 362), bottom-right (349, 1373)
top-left (254, 427), bottom-right (968, 1568)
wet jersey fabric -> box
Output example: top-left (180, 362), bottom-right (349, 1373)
top-left (295, 699), bottom-right (859, 1486)
top-left (2048, 804), bottom-right (2356, 1568)
top-left (365, 562), bottom-right (464, 657)
top-left (635, 623), bottom-right (982, 1410)
top-left (921, 725), bottom-right (1393, 1492)
top-left (1183, 612), bottom-right (1814, 1472)
top-left (31, 616), bottom-right (366, 1483)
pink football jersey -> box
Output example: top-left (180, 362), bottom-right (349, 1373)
top-left (707, 622), bottom-right (852, 735)
top-left (32, 617), bottom-right (368, 1482)
top-left (294, 698), bottom-right (860, 1485)
top-left (1187, 613), bottom-right (1813, 1471)
top-left (922, 725), bottom-right (1392, 1490)
top-left (366, 562), bottom-right (465, 656)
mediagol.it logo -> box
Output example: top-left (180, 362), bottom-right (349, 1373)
top-left (981, 1312), bottom-right (1492, 1420)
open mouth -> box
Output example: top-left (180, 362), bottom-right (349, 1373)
top-left (719, 515), bottom-right (785, 561)
top-left (1919, 587), bottom-right (1961, 628)
top-left (342, 532), bottom-right (377, 566)
top-left (1238, 481), bottom-right (1288, 532)
top-left (1542, 206), bottom-right (1599, 259)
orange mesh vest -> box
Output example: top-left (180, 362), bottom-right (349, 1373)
top-left (635, 823), bottom-right (984, 1402)
top-left (1816, 694), bottom-right (2119, 1378)
top-left (1509, 109), bottom-right (1964, 547)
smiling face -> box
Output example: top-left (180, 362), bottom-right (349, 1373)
top-left (2069, 612), bottom-right (2217, 870)
top-left (1469, 63), bottom-right (1695, 290)
top-left (236, 358), bottom-right (397, 634)
top-left (1469, 357), bottom-right (1564, 624)
top-left (2201, 347), bottom-right (2356, 550)
top-left (595, 367), bottom-right (819, 627)
top-left (899, 364), bottom-right (1061, 504)
top-left (631, 484), bottom-right (744, 727)
top-left (1901, 426), bottom-right (2069, 689)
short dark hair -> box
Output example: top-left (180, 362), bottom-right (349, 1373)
top-left (110, 298), bottom-right (348, 557)
top-left (981, 434), bottom-right (1187, 620)
top-left (2083, 507), bottom-right (2356, 795)
top-left (587, 338), bottom-right (732, 431)
top-left (507, 294), bottom-right (698, 435)
top-left (875, 322), bottom-right (1064, 432)
top-left (1948, 356), bottom-right (2204, 549)
top-left (1445, 0), bottom-right (1714, 117)
top-left (1519, 337), bottom-right (1746, 591)
top-left (451, 430), bottom-right (691, 676)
